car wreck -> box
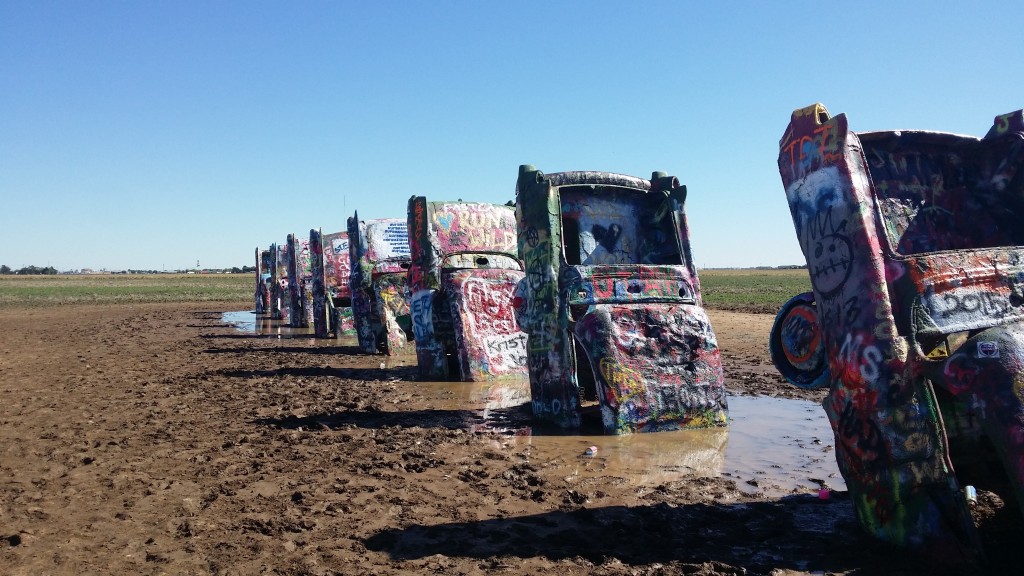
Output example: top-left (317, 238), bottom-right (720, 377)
top-left (286, 233), bottom-right (314, 328)
top-left (514, 166), bottom-right (727, 434)
top-left (771, 103), bottom-right (1024, 562)
top-left (348, 214), bottom-right (414, 355)
top-left (269, 241), bottom-right (290, 323)
top-left (255, 247), bottom-right (272, 314)
top-left (321, 230), bottom-right (355, 336)
top-left (407, 197), bottom-right (526, 381)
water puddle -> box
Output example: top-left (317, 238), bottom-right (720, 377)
top-left (222, 310), bottom-right (317, 338)
top-left (410, 380), bottom-right (842, 496)
top-left (222, 310), bottom-right (843, 496)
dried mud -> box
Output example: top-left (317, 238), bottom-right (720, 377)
top-left (0, 304), bottom-right (1010, 575)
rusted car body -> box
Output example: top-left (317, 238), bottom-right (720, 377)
top-left (407, 197), bottom-right (527, 381)
top-left (269, 242), bottom-right (290, 322)
top-left (321, 230), bottom-right (355, 336)
top-left (348, 214), bottom-right (414, 355)
top-left (514, 166), bottom-right (727, 434)
top-left (255, 248), bottom-right (272, 314)
top-left (286, 233), bottom-right (313, 328)
top-left (771, 104), bottom-right (1024, 561)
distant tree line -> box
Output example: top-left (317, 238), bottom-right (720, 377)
top-left (0, 265), bottom-right (58, 275)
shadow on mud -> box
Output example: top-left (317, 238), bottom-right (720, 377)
top-left (202, 345), bottom-right (368, 355)
top-left (215, 365), bottom-right (420, 381)
top-left (361, 496), bottom-right (923, 575)
top-left (253, 409), bottom-right (485, 431)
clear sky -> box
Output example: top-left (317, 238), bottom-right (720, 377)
top-left (2, 1), bottom-right (1021, 271)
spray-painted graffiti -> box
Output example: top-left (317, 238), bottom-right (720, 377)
top-left (270, 242), bottom-right (290, 322)
top-left (407, 196), bottom-right (526, 380)
top-left (255, 248), bottom-right (272, 314)
top-left (286, 234), bottom-right (313, 328)
top-left (770, 103), bottom-right (1024, 562)
top-left (348, 214), bottom-right (413, 355)
top-left (309, 229), bottom-right (332, 337)
top-left (320, 231), bottom-right (354, 335)
top-left (514, 166), bottom-right (726, 434)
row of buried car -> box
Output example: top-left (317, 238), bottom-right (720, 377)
top-left (255, 175), bottom-right (726, 438)
top-left (252, 103), bottom-right (1024, 565)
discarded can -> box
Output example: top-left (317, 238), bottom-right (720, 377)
top-left (584, 446), bottom-right (598, 457)
top-left (818, 488), bottom-right (831, 500)
top-left (964, 485), bottom-right (977, 503)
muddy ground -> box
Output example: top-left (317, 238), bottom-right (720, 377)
top-left (0, 303), bottom-right (1014, 575)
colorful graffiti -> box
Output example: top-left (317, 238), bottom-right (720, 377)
top-left (407, 197), bottom-right (526, 380)
top-left (348, 214), bottom-right (413, 355)
top-left (772, 103), bottom-right (1024, 562)
top-left (322, 231), bottom-right (351, 301)
top-left (309, 229), bottom-right (331, 337)
top-left (320, 230), bottom-right (354, 335)
top-left (270, 242), bottom-right (290, 322)
top-left (286, 234), bottom-right (313, 328)
top-left (254, 247), bottom-right (272, 314)
top-left (514, 167), bottom-right (727, 434)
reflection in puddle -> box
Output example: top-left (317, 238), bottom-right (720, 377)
top-left (723, 396), bottom-right (841, 494)
top-left (222, 310), bottom-right (843, 496)
top-left (223, 310), bottom-right (317, 338)
top-left (416, 379), bottom-right (842, 496)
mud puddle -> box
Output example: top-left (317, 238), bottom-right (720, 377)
top-left (414, 379), bottom-right (842, 496)
top-left (224, 310), bottom-right (843, 497)
top-left (223, 310), bottom-right (316, 338)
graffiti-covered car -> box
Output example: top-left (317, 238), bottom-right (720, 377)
top-left (514, 166), bottom-right (727, 434)
top-left (255, 247), bottom-right (272, 314)
top-left (321, 230), bottom-right (355, 335)
top-left (286, 233), bottom-right (313, 328)
top-left (309, 229), bottom-right (355, 337)
top-left (348, 213), bottom-right (413, 355)
top-left (309, 228), bottom-right (358, 336)
top-left (270, 242), bottom-right (290, 322)
top-left (771, 103), bottom-right (1024, 561)
top-left (407, 197), bottom-right (527, 381)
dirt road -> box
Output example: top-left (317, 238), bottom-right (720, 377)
top-left (0, 303), bottom-right (985, 575)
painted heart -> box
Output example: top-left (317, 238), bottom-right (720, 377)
top-left (436, 212), bottom-right (454, 232)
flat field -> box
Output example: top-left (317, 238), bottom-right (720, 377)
top-left (0, 273), bottom-right (253, 307)
top-left (698, 268), bottom-right (811, 313)
top-left (0, 270), bottom-right (810, 313)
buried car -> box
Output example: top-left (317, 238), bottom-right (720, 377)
top-left (286, 233), bottom-right (314, 328)
top-left (514, 166), bottom-right (727, 434)
top-left (310, 229), bottom-right (355, 337)
top-left (348, 214), bottom-right (414, 355)
top-left (407, 197), bottom-right (527, 381)
top-left (770, 103), bottom-right (1024, 562)
top-left (269, 241), bottom-right (290, 322)
top-left (255, 247), bottom-right (272, 314)
top-left (321, 230), bottom-right (355, 336)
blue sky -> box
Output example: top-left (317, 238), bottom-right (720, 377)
top-left (2, 1), bottom-right (1021, 271)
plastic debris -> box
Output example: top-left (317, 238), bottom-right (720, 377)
top-left (818, 488), bottom-right (831, 500)
top-left (964, 485), bottom-right (977, 503)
